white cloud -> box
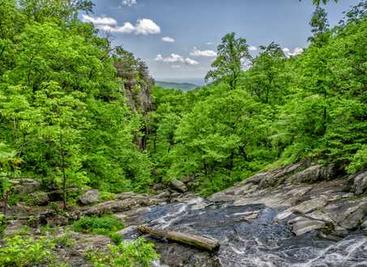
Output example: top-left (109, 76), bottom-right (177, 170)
top-left (122, 0), bottom-right (137, 6)
top-left (135, 19), bottom-right (161, 35)
top-left (282, 47), bottom-right (304, 57)
top-left (161, 36), bottom-right (175, 43)
top-left (81, 15), bottom-right (117, 27)
top-left (249, 45), bottom-right (258, 51)
top-left (83, 15), bottom-right (160, 35)
top-left (155, 53), bottom-right (199, 65)
top-left (184, 58), bottom-right (199, 65)
top-left (190, 47), bottom-right (217, 57)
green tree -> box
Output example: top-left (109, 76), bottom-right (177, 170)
top-left (205, 33), bottom-right (251, 90)
top-left (309, 6), bottom-right (330, 45)
top-left (243, 42), bottom-right (288, 104)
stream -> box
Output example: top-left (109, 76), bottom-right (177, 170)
top-left (122, 197), bottom-right (367, 267)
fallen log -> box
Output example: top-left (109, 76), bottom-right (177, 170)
top-left (137, 225), bottom-right (220, 252)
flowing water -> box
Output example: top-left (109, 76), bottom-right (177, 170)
top-left (122, 197), bottom-right (367, 267)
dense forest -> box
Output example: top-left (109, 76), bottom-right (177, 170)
top-left (0, 0), bottom-right (367, 266)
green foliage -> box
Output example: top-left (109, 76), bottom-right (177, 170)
top-left (206, 32), bottom-right (251, 90)
top-left (147, 4), bottom-right (367, 195)
top-left (242, 42), bottom-right (288, 104)
top-left (0, 0), bottom-right (154, 201)
top-left (0, 213), bottom-right (6, 236)
top-left (86, 237), bottom-right (159, 267)
top-left (73, 215), bottom-right (124, 243)
top-left (347, 145), bottom-right (367, 173)
top-left (0, 235), bottom-right (57, 266)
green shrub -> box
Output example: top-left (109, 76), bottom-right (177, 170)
top-left (54, 232), bottom-right (76, 248)
top-left (86, 237), bottom-right (159, 267)
top-left (0, 213), bottom-right (6, 237)
top-left (100, 191), bottom-right (116, 201)
top-left (347, 145), bottom-right (367, 174)
top-left (73, 215), bottom-right (124, 243)
top-left (0, 235), bottom-right (56, 266)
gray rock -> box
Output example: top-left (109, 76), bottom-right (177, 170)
top-left (341, 202), bottom-right (367, 229)
top-left (79, 190), bottom-right (100, 205)
top-left (80, 194), bottom-right (161, 216)
top-left (29, 191), bottom-right (49, 206)
top-left (352, 171), bottom-right (367, 195)
top-left (288, 164), bottom-right (338, 184)
top-left (289, 217), bottom-right (327, 236)
top-left (12, 178), bottom-right (41, 194)
top-left (152, 183), bottom-right (165, 191)
top-left (361, 219), bottom-right (367, 232)
top-left (325, 199), bottom-right (367, 230)
top-left (170, 179), bottom-right (188, 193)
top-left (292, 198), bottom-right (328, 214)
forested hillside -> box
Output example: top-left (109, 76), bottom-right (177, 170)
top-left (148, 4), bottom-right (367, 195)
top-left (0, 0), bottom-right (367, 266)
top-left (0, 0), bottom-right (367, 203)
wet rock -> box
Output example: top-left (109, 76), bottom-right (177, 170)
top-left (307, 210), bottom-right (333, 223)
top-left (170, 179), bottom-right (187, 193)
top-left (29, 191), bottom-right (49, 206)
top-left (12, 178), bottom-right (41, 194)
top-left (325, 199), bottom-right (367, 230)
top-left (289, 216), bottom-right (327, 236)
top-left (292, 197), bottom-right (328, 214)
top-left (361, 219), bottom-right (367, 232)
top-left (352, 171), bottom-right (367, 195)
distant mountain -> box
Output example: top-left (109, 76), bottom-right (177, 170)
top-left (156, 81), bottom-right (199, 91)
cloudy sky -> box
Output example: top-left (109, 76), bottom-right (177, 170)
top-left (86, 0), bottom-right (359, 84)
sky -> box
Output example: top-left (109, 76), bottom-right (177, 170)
top-left (86, 0), bottom-right (360, 84)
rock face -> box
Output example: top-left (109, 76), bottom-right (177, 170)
top-left (170, 179), bottom-right (188, 193)
top-left (352, 170), bottom-right (367, 195)
top-left (29, 191), bottom-right (49, 206)
top-left (12, 178), bottom-right (41, 194)
top-left (79, 192), bottom-right (164, 216)
top-left (288, 164), bottom-right (339, 184)
top-left (4, 163), bottom-right (367, 267)
top-left (79, 190), bottom-right (100, 205)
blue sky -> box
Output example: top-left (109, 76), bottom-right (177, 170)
top-left (87, 0), bottom-right (359, 84)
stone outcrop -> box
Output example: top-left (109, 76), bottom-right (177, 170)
top-left (12, 178), bottom-right (41, 194)
top-left (170, 179), bottom-right (188, 193)
top-left (211, 163), bottom-right (367, 238)
top-left (352, 170), bottom-right (367, 195)
top-left (79, 190), bottom-right (100, 205)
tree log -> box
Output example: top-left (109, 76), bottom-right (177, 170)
top-left (137, 225), bottom-right (220, 252)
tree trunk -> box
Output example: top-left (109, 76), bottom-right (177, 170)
top-left (138, 225), bottom-right (220, 252)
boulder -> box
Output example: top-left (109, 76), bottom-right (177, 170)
top-left (352, 171), bottom-right (367, 195)
top-left (361, 219), bottom-right (367, 232)
top-left (79, 190), bottom-right (100, 205)
top-left (152, 183), bottom-right (165, 191)
top-left (80, 194), bottom-right (161, 216)
top-left (292, 197), bottom-right (328, 214)
top-left (29, 191), bottom-right (49, 206)
top-left (289, 216), bottom-right (327, 236)
top-left (325, 199), bottom-right (367, 230)
top-left (170, 179), bottom-right (187, 193)
top-left (12, 178), bottom-right (41, 194)
top-left (288, 164), bottom-right (338, 184)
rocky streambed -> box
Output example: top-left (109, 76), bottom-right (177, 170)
top-left (117, 163), bottom-right (367, 266)
top-left (4, 163), bottom-right (367, 266)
